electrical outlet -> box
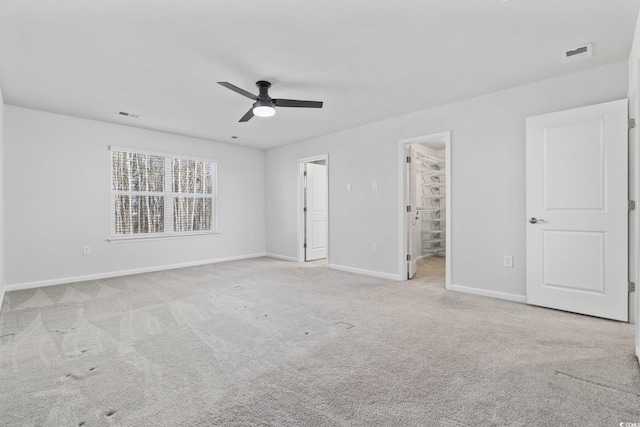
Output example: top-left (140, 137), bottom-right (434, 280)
top-left (372, 180), bottom-right (378, 190)
top-left (83, 245), bottom-right (91, 255)
top-left (504, 255), bottom-right (513, 268)
top-left (372, 243), bottom-right (378, 252)
top-left (347, 183), bottom-right (352, 191)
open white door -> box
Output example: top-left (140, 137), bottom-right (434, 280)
top-left (407, 146), bottom-right (418, 279)
top-left (305, 163), bottom-right (327, 261)
top-left (526, 99), bottom-right (628, 321)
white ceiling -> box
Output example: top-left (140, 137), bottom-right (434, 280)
top-left (0, 0), bottom-right (638, 150)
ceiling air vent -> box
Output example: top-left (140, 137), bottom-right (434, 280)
top-left (116, 111), bottom-right (140, 119)
top-left (563, 43), bottom-right (592, 63)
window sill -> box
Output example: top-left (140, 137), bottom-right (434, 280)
top-left (108, 231), bottom-right (220, 243)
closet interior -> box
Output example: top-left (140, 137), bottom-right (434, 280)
top-left (416, 152), bottom-right (445, 258)
top-left (407, 140), bottom-right (447, 284)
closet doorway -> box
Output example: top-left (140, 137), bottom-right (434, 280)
top-left (399, 132), bottom-right (451, 288)
top-left (298, 155), bottom-right (329, 264)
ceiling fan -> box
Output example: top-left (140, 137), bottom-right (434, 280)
top-left (217, 80), bottom-right (323, 122)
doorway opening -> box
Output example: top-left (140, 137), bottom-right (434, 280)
top-left (298, 155), bottom-right (329, 265)
top-left (399, 132), bottom-right (451, 288)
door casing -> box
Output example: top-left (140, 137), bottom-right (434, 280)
top-left (634, 59), bottom-right (640, 359)
top-left (398, 131), bottom-right (451, 286)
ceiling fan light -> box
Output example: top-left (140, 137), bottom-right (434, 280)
top-left (253, 103), bottom-right (276, 117)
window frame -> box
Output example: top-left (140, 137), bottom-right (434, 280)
top-left (109, 146), bottom-right (218, 242)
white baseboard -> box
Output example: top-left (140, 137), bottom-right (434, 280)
top-left (4, 253), bottom-right (268, 292)
top-left (449, 283), bottom-right (527, 304)
top-left (328, 264), bottom-right (401, 281)
top-left (266, 253), bottom-right (298, 262)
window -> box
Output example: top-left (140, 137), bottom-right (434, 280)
top-left (110, 147), bottom-right (216, 239)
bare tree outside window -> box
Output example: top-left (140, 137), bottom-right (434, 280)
top-left (172, 158), bottom-right (214, 232)
top-left (111, 149), bottom-right (216, 237)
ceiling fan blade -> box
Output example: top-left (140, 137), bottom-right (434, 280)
top-left (273, 99), bottom-right (323, 108)
top-left (239, 108), bottom-right (254, 122)
top-left (218, 82), bottom-right (258, 100)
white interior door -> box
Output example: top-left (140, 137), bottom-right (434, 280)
top-left (407, 146), bottom-right (418, 279)
top-left (526, 99), bottom-right (628, 321)
top-left (305, 163), bottom-right (327, 261)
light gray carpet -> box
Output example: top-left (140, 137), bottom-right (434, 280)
top-left (0, 257), bottom-right (638, 426)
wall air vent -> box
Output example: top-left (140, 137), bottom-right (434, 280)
top-left (116, 111), bottom-right (140, 119)
top-left (563, 43), bottom-right (592, 63)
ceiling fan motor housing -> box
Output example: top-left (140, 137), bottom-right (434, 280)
top-left (256, 81), bottom-right (272, 101)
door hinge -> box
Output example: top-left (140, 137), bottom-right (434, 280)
top-left (629, 282), bottom-right (636, 293)
top-left (304, 243), bottom-right (307, 249)
top-left (406, 156), bottom-right (411, 163)
top-left (304, 171), bottom-right (307, 176)
top-left (406, 205), bottom-right (411, 212)
top-left (629, 118), bottom-right (636, 130)
top-left (407, 254), bottom-right (412, 261)
top-left (303, 207), bottom-right (307, 213)
top-left (629, 200), bottom-right (636, 211)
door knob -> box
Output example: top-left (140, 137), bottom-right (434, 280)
top-left (529, 217), bottom-right (544, 224)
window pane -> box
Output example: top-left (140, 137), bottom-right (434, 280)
top-left (174, 197), bottom-right (212, 232)
top-left (112, 151), bottom-right (165, 192)
top-left (114, 195), bottom-right (164, 234)
top-left (172, 158), bottom-right (212, 194)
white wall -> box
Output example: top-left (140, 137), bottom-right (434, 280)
top-left (4, 106), bottom-right (266, 288)
top-left (628, 10), bottom-right (640, 359)
top-left (266, 61), bottom-right (628, 299)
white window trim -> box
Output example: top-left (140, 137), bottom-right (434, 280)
top-left (109, 146), bottom-right (218, 242)
top-left (107, 231), bottom-right (219, 243)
